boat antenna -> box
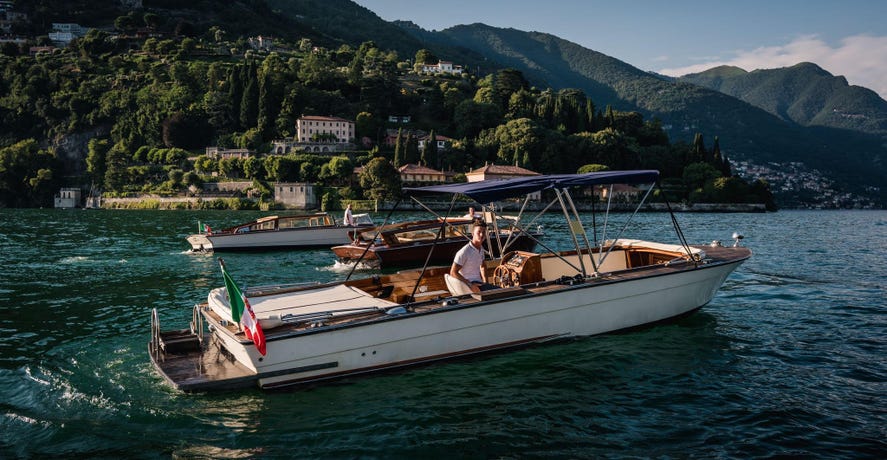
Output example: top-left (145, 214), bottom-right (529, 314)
top-left (345, 199), bottom-right (403, 281)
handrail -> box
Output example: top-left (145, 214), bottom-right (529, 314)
top-left (150, 308), bottom-right (162, 361)
top-left (190, 304), bottom-right (204, 345)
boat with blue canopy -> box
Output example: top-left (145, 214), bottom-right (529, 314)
top-left (150, 170), bottom-right (750, 391)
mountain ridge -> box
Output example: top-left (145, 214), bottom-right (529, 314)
top-left (383, 21), bottom-right (884, 203)
top-left (5, 0), bottom-right (885, 206)
top-left (678, 62), bottom-right (887, 135)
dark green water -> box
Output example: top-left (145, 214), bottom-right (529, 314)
top-left (0, 209), bottom-right (884, 458)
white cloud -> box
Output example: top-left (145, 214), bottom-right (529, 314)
top-left (658, 34), bottom-right (887, 100)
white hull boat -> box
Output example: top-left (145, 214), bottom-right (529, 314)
top-left (186, 212), bottom-right (373, 251)
top-left (152, 171), bottom-right (751, 391)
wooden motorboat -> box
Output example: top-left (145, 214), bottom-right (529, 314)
top-left (330, 217), bottom-right (542, 268)
top-left (186, 212), bottom-right (373, 251)
top-left (152, 170), bottom-right (751, 391)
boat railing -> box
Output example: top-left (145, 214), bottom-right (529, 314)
top-left (150, 308), bottom-right (162, 361)
top-left (279, 306), bottom-right (390, 328)
top-left (190, 304), bottom-right (204, 345)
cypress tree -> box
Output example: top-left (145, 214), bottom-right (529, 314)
top-left (425, 130), bottom-right (438, 168)
top-left (228, 66), bottom-right (243, 130)
top-left (240, 62), bottom-right (259, 129)
top-left (692, 133), bottom-right (707, 163)
top-left (257, 70), bottom-right (272, 139)
top-left (585, 98), bottom-right (596, 132)
top-left (405, 132), bottom-right (419, 165)
top-left (393, 128), bottom-right (404, 167)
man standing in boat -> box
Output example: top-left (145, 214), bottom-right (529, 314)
top-left (343, 203), bottom-right (354, 226)
top-left (464, 206), bottom-right (484, 221)
top-left (450, 222), bottom-right (495, 293)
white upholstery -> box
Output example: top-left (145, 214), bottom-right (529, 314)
top-left (444, 274), bottom-right (473, 296)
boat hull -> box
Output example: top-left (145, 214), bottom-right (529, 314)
top-left (188, 226), bottom-right (358, 251)
top-left (207, 256), bottom-right (744, 390)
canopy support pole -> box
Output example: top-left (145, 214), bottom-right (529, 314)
top-left (660, 185), bottom-right (697, 265)
top-left (596, 182), bottom-right (656, 268)
top-left (497, 195), bottom-right (533, 258)
top-left (408, 196), bottom-right (460, 303)
top-left (555, 188), bottom-right (588, 276)
top-left (561, 188), bottom-right (599, 275)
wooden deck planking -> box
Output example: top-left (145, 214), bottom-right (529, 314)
top-left (151, 339), bottom-right (258, 391)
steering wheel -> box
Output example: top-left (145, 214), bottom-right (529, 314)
top-left (493, 265), bottom-right (520, 288)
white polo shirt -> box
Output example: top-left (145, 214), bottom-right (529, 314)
top-left (453, 242), bottom-right (485, 282)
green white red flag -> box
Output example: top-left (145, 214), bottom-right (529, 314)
top-left (219, 259), bottom-right (266, 356)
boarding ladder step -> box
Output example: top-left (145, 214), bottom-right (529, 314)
top-left (159, 329), bottom-right (202, 354)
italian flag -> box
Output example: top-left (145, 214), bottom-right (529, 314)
top-left (219, 259), bottom-right (267, 356)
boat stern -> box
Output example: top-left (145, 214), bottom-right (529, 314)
top-left (187, 233), bottom-right (213, 251)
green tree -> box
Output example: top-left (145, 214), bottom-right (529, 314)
top-left (0, 139), bottom-right (60, 207)
top-left (454, 100), bottom-right (501, 139)
top-left (404, 131), bottom-right (419, 165)
top-left (218, 157), bottom-right (242, 178)
top-left (393, 127), bottom-right (404, 167)
top-left (114, 15), bottom-right (136, 32)
top-left (321, 190), bottom-right (341, 212)
top-left (319, 156), bottom-right (353, 186)
top-left (143, 12), bottom-right (162, 29)
top-left (242, 156), bottom-right (264, 179)
top-left (227, 65), bottom-right (244, 130)
top-left (355, 111), bottom-right (378, 144)
top-left (424, 130), bottom-right (438, 167)
top-left (577, 164), bottom-right (610, 173)
top-left (691, 133), bottom-right (707, 163)
top-left (414, 49), bottom-right (437, 67)
top-left (86, 138), bottom-right (111, 185)
top-left (478, 118), bottom-right (545, 168)
top-left (240, 63), bottom-right (259, 129)
top-left (162, 111), bottom-right (212, 149)
top-left (359, 157), bottom-right (402, 201)
top-left (104, 142), bottom-right (130, 192)
top-left (682, 162), bottom-right (722, 194)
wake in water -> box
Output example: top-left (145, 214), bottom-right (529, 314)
top-left (326, 259), bottom-right (380, 273)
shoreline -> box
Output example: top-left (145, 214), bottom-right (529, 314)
top-left (97, 196), bottom-right (769, 213)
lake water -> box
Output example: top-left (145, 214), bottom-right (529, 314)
top-left (0, 209), bottom-right (884, 458)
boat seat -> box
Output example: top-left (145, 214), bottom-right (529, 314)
top-left (444, 274), bottom-right (473, 296)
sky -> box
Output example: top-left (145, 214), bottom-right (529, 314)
top-left (352, 0), bottom-right (887, 100)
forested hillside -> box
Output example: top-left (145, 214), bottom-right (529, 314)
top-left (397, 23), bottom-right (886, 206)
top-left (3, 0), bottom-right (883, 208)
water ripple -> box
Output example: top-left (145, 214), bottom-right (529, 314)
top-left (0, 209), bottom-right (884, 457)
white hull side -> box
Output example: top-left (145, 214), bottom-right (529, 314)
top-left (188, 227), bottom-right (356, 250)
top-left (210, 261), bottom-right (741, 388)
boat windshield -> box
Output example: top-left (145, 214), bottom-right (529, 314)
top-left (351, 213), bottom-right (374, 226)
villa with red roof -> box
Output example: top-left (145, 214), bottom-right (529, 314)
top-left (465, 163), bottom-right (540, 183)
top-left (398, 163), bottom-right (448, 184)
